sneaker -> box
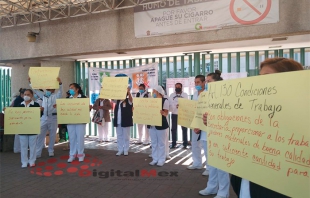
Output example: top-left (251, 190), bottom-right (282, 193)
top-left (67, 156), bottom-right (75, 163)
top-left (21, 164), bottom-right (27, 168)
top-left (202, 169), bottom-right (209, 176)
top-left (149, 161), bottom-right (157, 166)
top-left (116, 152), bottom-right (123, 156)
top-left (199, 188), bottom-right (217, 196)
top-left (49, 152), bottom-right (54, 157)
top-left (187, 165), bottom-right (203, 170)
top-left (79, 157), bottom-right (84, 162)
top-left (157, 162), bottom-right (164, 167)
top-left (166, 155), bottom-right (171, 160)
top-left (124, 152), bottom-right (128, 156)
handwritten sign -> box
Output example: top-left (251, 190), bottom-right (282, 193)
top-left (56, 99), bottom-right (90, 124)
top-left (133, 98), bottom-right (162, 126)
top-left (178, 98), bottom-right (197, 128)
top-left (190, 92), bottom-right (208, 132)
top-left (99, 77), bottom-right (128, 100)
top-left (205, 70), bottom-right (310, 197)
top-left (4, 107), bottom-right (40, 134)
top-left (29, 67), bottom-right (60, 89)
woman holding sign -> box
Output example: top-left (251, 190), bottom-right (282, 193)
top-left (113, 87), bottom-right (133, 156)
top-left (199, 71), bottom-right (230, 198)
top-left (93, 97), bottom-right (112, 142)
top-left (18, 89), bottom-right (43, 168)
top-left (67, 83), bottom-right (88, 163)
top-left (148, 86), bottom-right (169, 167)
top-left (203, 58), bottom-right (303, 198)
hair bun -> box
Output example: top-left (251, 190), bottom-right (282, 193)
top-left (215, 70), bottom-right (222, 76)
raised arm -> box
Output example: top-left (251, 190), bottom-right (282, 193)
top-left (56, 77), bottom-right (63, 99)
top-left (28, 77), bottom-right (44, 98)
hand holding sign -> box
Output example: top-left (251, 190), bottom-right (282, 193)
top-left (28, 67), bottom-right (60, 89)
top-left (99, 77), bottom-right (129, 100)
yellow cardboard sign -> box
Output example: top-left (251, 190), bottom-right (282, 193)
top-left (99, 77), bottom-right (128, 100)
top-left (56, 98), bottom-right (90, 124)
top-left (178, 98), bottom-right (197, 128)
top-left (133, 98), bottom-right (162, 126)
top-left (205, 70), bottom-right (310, 198)
top-left (4, 107), bottom-right (40, 134)
top-left (190, 92), bottom-right (208, 131)
top-left (29, 67), bottom-right (60, 89)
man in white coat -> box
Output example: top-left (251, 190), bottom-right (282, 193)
top-left (29, 77), bottom-right (63, 158)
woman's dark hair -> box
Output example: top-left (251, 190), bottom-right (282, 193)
top-left (24, 89), bottom-right (34, 96)
top-left (195, 75), bottom-right (205, 82)
top-left (19, 88), bottom-right (26, 95)
top-left (207, 70), bottom-right (223, 81)
top-left (161, 85), bottom-right (167, 95)
top-left (260, 58), bottom-right (304, 72)
top-left (139, 84), bottom-right (146, 89)
top-left (69, 83), bottom-right (84, 95)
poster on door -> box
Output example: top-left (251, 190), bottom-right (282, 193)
top-left (134, 0), bottom-right (279, 37)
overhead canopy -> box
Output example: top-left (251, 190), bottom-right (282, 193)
top-left (0, 0), bottom-right (162, 28)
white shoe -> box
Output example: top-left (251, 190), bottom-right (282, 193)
top-left (187, 165), bottom-right (203, 170)
top-left (148, 154), bottom-right (152, 158)
top-left (124, 152), bottom-right (128, 156)
top-left (202, 169), bottom-right (209, 176)
top-left (199, 188), bottom-right (217, 196)
top-left (116, 152), bottom-right (123, 156)
top-left (149, 161), bottom-right (157, 166)
top-left (49, 152), bottom-right (54, 157)
top-left (166, 155), bottom-right (171, 160)
top-left (79, 157), bottom-right (84, 162)
top-left (21, 164), bottom-right (27, 168)
top-left (157, 162), bottom-right (164, 167)
top-left (67, 156), bottom-right (75, 163)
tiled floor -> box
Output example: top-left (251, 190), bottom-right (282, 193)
top-left (0, 137), bottom-right (238, 198)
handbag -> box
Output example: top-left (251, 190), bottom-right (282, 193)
top-left (92, 100), bottom-right (106, 126)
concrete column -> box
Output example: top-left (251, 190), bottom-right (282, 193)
top-left (40, 61), bottom-right (75, 97)
top-left (11, 63), bottom-right (40, 95)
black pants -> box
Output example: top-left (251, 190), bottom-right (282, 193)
top-left (171, 114), bottom-right (188, 147)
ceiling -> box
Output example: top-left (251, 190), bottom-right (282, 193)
top-left (0, 0), bottom-right (161, 28)
top-left (63, 34), bottom-right (310, 62)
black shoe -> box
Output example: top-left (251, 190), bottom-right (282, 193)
top-left (183, 146), bottom-right (187, 149)
top-left (170, 145), bottom-right (176, 149)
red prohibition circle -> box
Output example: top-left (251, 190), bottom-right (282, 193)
top-left (230, 0), bottom-right (272, 25)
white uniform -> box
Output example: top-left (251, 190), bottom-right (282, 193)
top-left (149, 99), bottom-right (169, 166)
top-left (67, 94), bottom-right (87, 161)
top-left (136, 91), bottom-right (150, 144)
top-left (191, 91), bottom-right (203, 168)
top-left (19, 101), bottom-right (38, 167)
top-left (116, 100), bottom-right (132, 154)
top-left (32, 84), bottom-right (62, 157)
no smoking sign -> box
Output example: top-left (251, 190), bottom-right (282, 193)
top-left (230, 0), bottom-right (272, 25)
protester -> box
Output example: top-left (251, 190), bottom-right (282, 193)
top-left (93, 96), bottom-right (112, 142)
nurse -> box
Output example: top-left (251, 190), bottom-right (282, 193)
top-left (148, 86), bottom-right (169, 167)
top-left (18, 89), bottom-right (43, 168)
top-left (199, 70), bottom-right (230, 198)
top-left (67, 83), bottom-right (90, 163)
top-left (29, 77), bottom-right (63, 158)
top-left (113, 87), bottom-right (133, 156)
top-left (93, 96), bottom-right (112, 142)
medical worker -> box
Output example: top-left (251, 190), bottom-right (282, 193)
top-left (29, 77), bottom-right (63, 158)
top-left (67, 83), bottom-right (89, 163)
top-left (18, 89), bottom-right (43, 168)
top-left (148, 86), bottom-right (169, 167)
top-left (135, 84), bottom-right (150, 145)
top-left (113, 87), bottom-right (133, 156)
top-left (199, 70), bottom-right (230, 198)
top-left (93, 96), bottom-right (112, 142)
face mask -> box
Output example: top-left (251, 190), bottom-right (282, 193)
top-left (195, 85), bottom-right (202, 91)
top-left (139, 90), bottom-right (144, 94)
top-left (45, 90), bottom-right (51, 97)
top-left (24, 96), bottom-right (31, 101)
top-left (153, 93), bottom-right (157, 98)
top-left (205, 84), bottom-right (208, 91)
top-left (175, 88), bottom-right (182, 93)
top-left (69, 89), bottom-right (75, 95)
